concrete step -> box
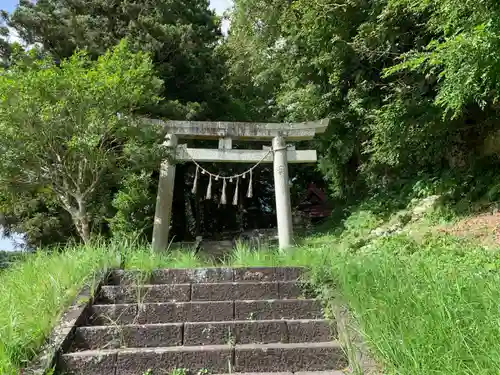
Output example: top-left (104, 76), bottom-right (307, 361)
top-left (88, 299), bottom-right (323, 325)
top-left (72, 319), bottom-right (334, 349)
top-left (88, 301), bottom-right (234, 325)
top-left (59, 345), bottom-right (232, 375)
top-left (184, 319), bottom-right (334, 346)
top-left (72, 323), bottom-right (183, 350)
top-left (234, 299), bottom-right (324, 321)
top-left (234, 342), bottom-right (347, 372)
top-left (60, 342), bottom-right (346, 375)
top-left (215, 373), bottom-right (346, 375)
top-left (97, 281), bottom-right (304, 304)
top-left (191, 281), bottom-right (302, 301)
top-left (108, 267), bottom-right (305, 285)
top-left (97, 284), bottom-right (191, 304)
top-left (216, 373), bottom-right (346, 375)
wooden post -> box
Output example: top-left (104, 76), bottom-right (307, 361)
top-left (152, 134), bottom-right (178, 252)
top-left (272, 136), bottom-right (294, 249)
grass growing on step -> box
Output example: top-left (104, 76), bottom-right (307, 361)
top-left (224, 239), bottom-right (330, 269)
top-left (0, 242), bottom-right (120, 375)
top-left (124, 247), bottom-right (212, 272)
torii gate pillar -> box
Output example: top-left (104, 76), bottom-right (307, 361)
top-left (273, 136), bottom-right (293, 249)
top-left (152, 134), bottom-right (177, 251)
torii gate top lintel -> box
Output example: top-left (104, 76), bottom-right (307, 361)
top-left (149, 118), bottom-right (329, 141)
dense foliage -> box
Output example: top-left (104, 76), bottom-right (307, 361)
top-left (1, 0), bottom-right (500, 246)
top-left (5, 0), bottom-right (227, 120)
top-left (0, 41), bottom-right (165, 244)
top-left (224, 0), bottom-right (500, 203)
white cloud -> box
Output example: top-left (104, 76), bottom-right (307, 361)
top-left (6, 25), bottom-right (40, 50)
top-left (221, 18), bottom-right (231, 35)
top-left (6, 26), bottom-right (22, 44)
top-left (211, 0), bottom-right (233, 15)
top-left (210, 0), bottom-right (232, 35)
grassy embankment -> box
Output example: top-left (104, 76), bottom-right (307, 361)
top-left (1, 199), bottom-right (500, 375)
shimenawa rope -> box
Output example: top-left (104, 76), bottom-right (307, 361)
top-left (186, 144), bottom-right (291, 204)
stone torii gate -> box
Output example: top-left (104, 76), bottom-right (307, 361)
top-left (151, 119), bottom-right (328, 251)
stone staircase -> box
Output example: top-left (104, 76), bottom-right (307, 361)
top-left (59, 267), bottom-right (347, 375)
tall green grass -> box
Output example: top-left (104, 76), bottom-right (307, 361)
top-left (224, 240), bottom-right (330, 268)
top-left (3, 215), bottom-right (500, 375)
top-left (0, 243), bottom-right (120, 374)
top-left (124, 247), bottom-right (212, 271)
top-left (311, 234), bottom-right (500, 375)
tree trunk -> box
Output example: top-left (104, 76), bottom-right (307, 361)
top-left (75, 198), bottom-right (91, 244)
top-left (194, 192), bottom-right (201, 237)
top-left (77, 214), bottom-right (91, 244)
top-left (69, 212), bottom-right (90, 244)
top-left (56, 191), bottom-right (91, 244)
top-left (171, 164), bottom-right (187, 241)
top-left (188, 194), bottom-right (199, 238)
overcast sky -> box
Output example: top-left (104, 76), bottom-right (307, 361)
top-left (0, 0), bottom-right (233, 250)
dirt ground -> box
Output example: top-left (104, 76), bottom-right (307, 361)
top-left (438, 211), bottom-right (500, 246)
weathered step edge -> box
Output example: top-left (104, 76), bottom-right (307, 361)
top-left (184, 319), bottom-right (335, 346)
top-left (88, 299), bottom-right (324, 325)
top-left (59, 342), bottom-right (347, 375)
top-left (107, 266), bottom-right (306, 285)
top-left (97, 281), bottom-right (305, 304)
top-left (334, 302), bottom-right (383, 375)
top-left (216, 372), bottom-right (346, 375)
top-left (22, 268), bottom-right (112, 375)
top-left (72, 319), bottom-right (336, 349)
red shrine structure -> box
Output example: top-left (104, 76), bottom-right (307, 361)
top-left (296, 183), bottom-right (332, 219)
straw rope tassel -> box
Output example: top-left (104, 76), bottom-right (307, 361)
top-left (232, 177), bottom-right (239, 206)
top-left (191, 165), bottom-right (199, 194)
top-left (206, 175), bottom-right (212, 200)
top-left (246, 170), bottom-right (253, 198)
top-left (221, 179), bottom-right (227, 204)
